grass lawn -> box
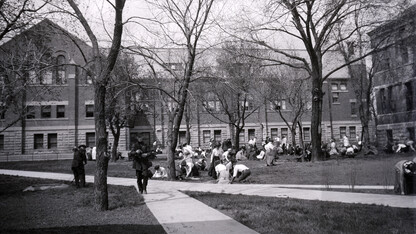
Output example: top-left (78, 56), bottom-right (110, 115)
top-left (1, 151), bottom-right (415, 188)
top-left (0, 175), bottom-right (166, 234)
top-left (185, 191), bottom-right (416, 234)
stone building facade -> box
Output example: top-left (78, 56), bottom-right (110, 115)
top-left (369, 5), bottom-right (416, 147)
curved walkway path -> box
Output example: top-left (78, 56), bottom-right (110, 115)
top-left (1, 169), bottom-right (415, 234)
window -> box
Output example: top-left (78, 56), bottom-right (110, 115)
top-left (34, 134), bottom-right (44, 149)
top-left (0, 135), bottom-right (4, 150)
top-left (86, 132), bottom-right (95, 147)
top-left (339, 126), bottom-right (347, 139)
top-left (380, 55), bottom-right (390, 70)
top-left (0, 106), bottom-right (5, 119)
top-left (349, 126), bottom-right (356, 140)
top-left (28, 71), bottom-right (37, 84)
top-left (86, 105), bottom-right (94, 117)
top-left (386, 129), bottom-right (393, 143)
top-left (331, 83), bottom-right (338, 91)
top-left (214, 130), bottom-right (222, 142)
top-left (388, 86), bottom-right (395, 112)
top-left (400, 45), bottom-right (409, 64)
top-left (48, 133), bottom-right (57, 149)
top-left (405, 82), bottom-right (413, 111)
top-left (281, 128), bottom-right (288, 139)
top-left (203, 130), bottom-right (211, 143)
top-left (380, 88), bottom-right (387, 113)
top-left (41, 105), bottom-right (51, 118)
top-left (203, 101), bottom-right (221, 112)
top-left (26, 106), bottom-right (35, 119)
top-left (270, 100), bottom-right (286, 110)
top-left (303, 127), bottom-right (311, 141)
top-left (270, 128), bottom-right (278, 140)
top-left (179, 131), bottom-right (186, 145)
top-left (166, 63), bottom-right (182, 71)
top-left (239, 129), bottom-right (245, 143)
top-left (332, 92), bottom-right (339, 103)
top-left (56, 55), bottom-right (66, 84)
top-left (408, 127), bottom-right (415, 141)
top-left (41, 70), bottom-right (53, 84)
top-left (340, 83), bottom-right (347, 91)
top-left (351, 101), bottom-right (357, 116)
top-left (57, 105), bottom-right (65, 118)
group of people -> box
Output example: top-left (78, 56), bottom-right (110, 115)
top-left (384, 138), bottom-right (416, 154)
top-left (325, 135), bottom-right (361, 158)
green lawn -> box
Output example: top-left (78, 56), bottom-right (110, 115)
top-left (0, 175), bottom-right (165, 233)
top-left (1, 151), bottom-right (415, 187)
top-left (185, 191), bottom-right (416, 234)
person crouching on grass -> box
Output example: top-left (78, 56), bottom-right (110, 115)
top-left (230, 159), bottom-right (251, 184)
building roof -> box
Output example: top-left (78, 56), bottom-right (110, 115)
top-left (368, 4), bottom-right (416, 37)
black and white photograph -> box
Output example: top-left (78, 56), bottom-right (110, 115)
top-left (0, 0), bottom-right (415, 233)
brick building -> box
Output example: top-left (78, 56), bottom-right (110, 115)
top-left (0, 19), bottom-right (128, 157)
top-left (0, 20), bottom-right (362, 157)
top-left (369, 5), bottom-right (416, 147)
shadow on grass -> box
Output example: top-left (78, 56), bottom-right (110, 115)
top-left (2, 224), bottom-right (166, 234)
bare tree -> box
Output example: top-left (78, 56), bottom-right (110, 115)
top-left (196, 41), bottom-right (262, 149)
top-left (260, 66), bottom-right (311, 149)
top-left (0, 0), bottom-right (49, 41)
top-left (243, 0), bottom-right (405, 161)
top-left (66, 0), bottom-right (126, 211)
top-left (127, 0), bottom-right (215, 180)
top-left (105, 53), bottom-right (142, 161)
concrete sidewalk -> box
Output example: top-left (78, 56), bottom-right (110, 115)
top-left (2, 169), bottom-right (416, 233)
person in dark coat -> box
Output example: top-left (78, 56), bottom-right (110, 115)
top-left (132, 138), bottom-right (152, 194)
top-left (71, 145), bottom-right (87, 188)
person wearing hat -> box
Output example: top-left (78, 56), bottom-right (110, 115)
top-left (71, 145), bottom-right (87, 188)
top-left (132, 139), bottom-right (152, 194)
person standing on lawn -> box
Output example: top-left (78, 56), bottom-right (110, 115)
top-left (132, 138), bottom-right (152, 194)
top-left (71, 145), bottom-right (87, 188)
top-left (264, 139), bottom-right (277, 166)
top-left (230, 160), bottom-right (251, 183)
top-left (208, 142), bottom-right (223, 179)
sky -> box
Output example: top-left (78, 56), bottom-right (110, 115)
top-left (28, 0), bottom-right (415, 52)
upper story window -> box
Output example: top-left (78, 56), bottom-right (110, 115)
top-left (332, 92), bottom-right (340, 104)
top-left (331, 82), bottom-right (347, 92)
top-left (270, 100), bottom-right (286, 110)
top-left (166, 63), bottom-right (183, 71)
top-left (0, 106), bottom-right (5, 119)
top-left (57, 105), bottom-right (65, 118)
top-left (0, 135), bottom-right (4, 150)
top-left (86, 105), bottom-right (94, 118)
top-left (350, 101), bottom-right (357, 116)
top-left (40, 70), bottom-right (53, 85)
top-left (400, 45), bottom-right (409, 64)
top-left (26, 106), bottom-right (35, 119)
top-left (55, 55), bottom-right (67, 84)
top-left (41, 105), bottom-right (51, 118)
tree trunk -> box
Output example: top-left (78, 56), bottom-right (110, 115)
top-left (290, 125), bottom-right (297, 147)
top-left (166, 114), bottom-right (176, 180)
top-left (111, 126), bottom-right (120, 162)
top-left (310, 78), bottom-right (323, 161)
top-left (94, 84), bottom-right (109, 211)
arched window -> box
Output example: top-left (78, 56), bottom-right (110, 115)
top-left (56, 55), bottom-right (66, 84)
